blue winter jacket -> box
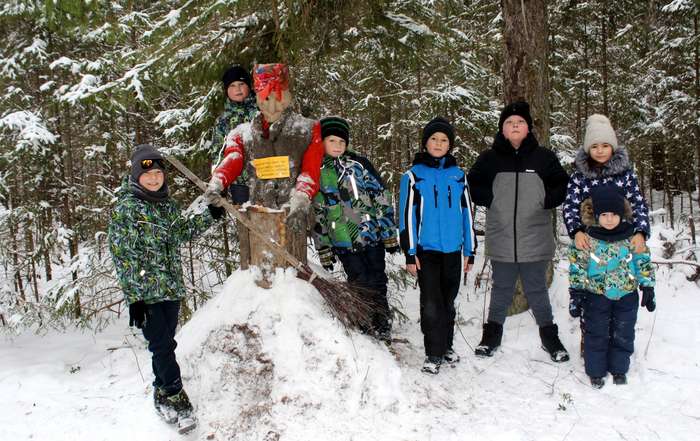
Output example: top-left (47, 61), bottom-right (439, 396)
top-left (399, 152), bottom-right (477, 264)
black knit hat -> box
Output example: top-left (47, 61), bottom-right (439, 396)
top-left (498, 101), bottom-right (533, 133)
top-left (130, 144), bottom-right (165, 183)
top-left (222, 64), bottom-right (252, 91)
top-left (320, 116), bottom-right (350, 146)
top-left (421, 117), bottom-right (455, 150)
top-left (591, 185), bottom-right (625, 218)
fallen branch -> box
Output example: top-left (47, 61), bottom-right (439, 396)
top-left (164, 155), bottom-right (374, 331)
top-left (652, 259), bottom-right (700, 268)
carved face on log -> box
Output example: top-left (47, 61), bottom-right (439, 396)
top-left (257, 89), bottom-right (292, 123)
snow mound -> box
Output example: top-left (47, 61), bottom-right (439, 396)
top-left (176, 269), bottom-right (402, 440)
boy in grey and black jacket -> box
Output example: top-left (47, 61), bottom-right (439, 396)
top-left (467, 101), bottom-right (570, 362)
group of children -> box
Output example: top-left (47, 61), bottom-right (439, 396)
top-left (107, 63), bottom-right (657, 431)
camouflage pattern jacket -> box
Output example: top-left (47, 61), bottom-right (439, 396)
top-left (312, 152), bottom-right (397, 253)
top-left (210, 96), bottom-right (258, 163)
top-left (568, 223), bottom-right (655, 300)
top-left (108, 178), bottom-right (215, 305)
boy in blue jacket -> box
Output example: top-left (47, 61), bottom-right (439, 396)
top-left (399, 117), bottom-right (477, 374)
top-left (568, 185), bottom-right (656, 388)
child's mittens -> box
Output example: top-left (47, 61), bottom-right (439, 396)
top-left (568, 289), bottom-right (586, 318)
top-left (318, 247), bottom-right (336, 271)
top-left (383, 237), bottom-right (400, 254)
top-left (640, 286), bottom-right (656, 312)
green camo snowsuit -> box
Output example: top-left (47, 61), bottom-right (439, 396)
top-left (312, 151), bottom-right (398, 253)
top-left (108, 178), bottom-right (215, 305)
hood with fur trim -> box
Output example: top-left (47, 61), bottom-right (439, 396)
top-left (574, 146), bottom-right (631, 179)
top-left (580, 197), bottom-right (634, 227)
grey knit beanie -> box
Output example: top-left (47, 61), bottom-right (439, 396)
top-left (583, 114), bottom-right (618, 153)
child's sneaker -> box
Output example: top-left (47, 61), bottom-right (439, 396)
top-left (590, 376), bottom-right (605, 389)
top-left (421, 356), bottom-right (442, 375)
top-left (612, 374), bottom-right (627, 385)
top-left (443, 349), bottom-right (460, 365)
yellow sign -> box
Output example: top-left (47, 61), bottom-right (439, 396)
top-left (252, 156), bottom-right (291, 179)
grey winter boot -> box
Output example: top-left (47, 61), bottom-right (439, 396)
top-left (154, 387), bottom-right (178, 424)
top-left (475, 321), bottom-right (503, 357)
top-left (539, 324), bottom-right (570, 362)
top-left (163, 389), bottom-right (197, 434)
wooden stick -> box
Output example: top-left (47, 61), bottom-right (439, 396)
top-left (164, 155), bottom-right (311, 276)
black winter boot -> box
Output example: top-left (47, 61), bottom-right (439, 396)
top-left (539, 324), bottom-right (570, 362)
top-left (475, 321), bottom-right (503, 357)
top-left (612, 373), bottom-right (627, 385)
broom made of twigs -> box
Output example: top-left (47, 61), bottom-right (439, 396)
top-left (164, 154), bottom-right (375, 331)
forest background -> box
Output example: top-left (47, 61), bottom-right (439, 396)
top-left (0, 0), bottom-right (697, 332)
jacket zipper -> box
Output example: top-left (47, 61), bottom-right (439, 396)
top-left (513, 151), bottom-right (519, 262)
top-left (433, 185), bottom-right (438, 208)
top-left (448, 185), bottom-right (452, 208)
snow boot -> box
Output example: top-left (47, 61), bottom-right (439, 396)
top-left (443, 349), bottom-right (460, 365)
top-left (474, 321), bottom-right (503, 357)
top-left (539, 324), bottom-right (570, 362)
top-left (590, 376), bottom-right (605, 389)
top-left (612, 374), bottom-right (627, 385)
top-left (421, 356), bottom-right (442, 375)
top-left (164, 389), bottom-right (197, 434)
top-left (154, 387), bottom-right (178, 424)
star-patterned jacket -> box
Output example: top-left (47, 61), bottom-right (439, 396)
top-left (562, 147), bottom-right (650, 239)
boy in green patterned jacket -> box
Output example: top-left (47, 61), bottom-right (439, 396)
top-left (568, 185), bottom-right (655, 389)
top-left (108, 144), bottom-right (223, 433)
top-left (311, 117), bottom-right (399, 341)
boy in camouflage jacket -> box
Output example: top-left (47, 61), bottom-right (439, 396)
top-left (210, 64), bottom-right (258, 203)
top-left (108, 144), bottom-right (223, 432)
top-left (568, 185), bottom-right (655, 389)
top-left (311, 117), bottom-right (399, 340)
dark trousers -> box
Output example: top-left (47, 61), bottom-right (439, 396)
top-left (487, 260), bottom-right (554, 326)
top-left (583, 292), bottom-right (639, 378)
top-left (417, 251), bottom-right (462, 357)
top-left (337, 244), bottom-right (391, 334)
top-left (142, 300), bottom-right (183, 395)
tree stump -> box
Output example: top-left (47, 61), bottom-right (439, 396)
top-left (242, 206), bottom-right (307, 288)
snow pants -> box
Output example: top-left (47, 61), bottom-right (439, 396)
top-left (337, 244), bottom-right (391, 334)
top-left (416, 250), bottom-right (462, 358)
top-left (583, 291), bottom-right (639, 378)
top-left (142, 300), bottom-right (183, 395)
top-left (487, 260), bottom-right (554, 326)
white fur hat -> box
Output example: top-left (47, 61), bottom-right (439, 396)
top-left (583, 114), bottom-right (618, 153)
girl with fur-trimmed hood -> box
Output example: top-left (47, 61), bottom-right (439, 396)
top-left (562, 114), bottom-right (650, 253)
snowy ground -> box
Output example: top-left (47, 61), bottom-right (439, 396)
top-left (2, 242), bottom-right (700, 441)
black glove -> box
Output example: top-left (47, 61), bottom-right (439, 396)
top-left (318, 247), bottom-right (336, 271)
top-left (569, 289), bottom-right (586, 318)
top-left (383, 237), bottom-right (401, 255)
top-left (208, 204), bottom-right (226, 220)
top-left (640, 286), bottom-right (656, 312)
top-left (129, 300), bottom-right (147, 329)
